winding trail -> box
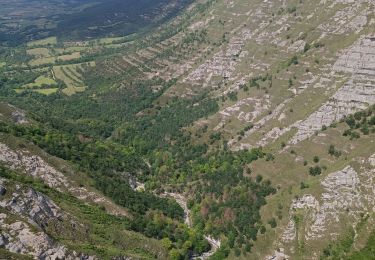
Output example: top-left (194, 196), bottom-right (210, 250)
top-left (161, 192), bottom-right (221, 259)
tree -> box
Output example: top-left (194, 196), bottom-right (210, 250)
top-left (300, 182), bottom-right (309, 189)
top-left (328, 145), bottom-right (335, 156)
top-left (169, 248), bottom-right (182, 260)
top-left (268, 218), bottom-right (277, 228)
top-left (234, 247), bottom-right (241, 256)
top-left (345, 116), bottom-right (356, 129)
top-left (244, 242), bottom-right (252, 252)
top-left (259, 225), bottom-right (266, 234)
top-left (309, 166), bottom-right (322, 176)
top-left (161, 238), bottom-right (172, 250)
top-left (361, 124), bottom-right (369, 135)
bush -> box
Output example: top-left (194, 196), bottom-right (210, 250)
top-left (259, 225), bottom-right (266, 234)
top-left (288, 55), bottom-right (299, 66)
top-left (303, 43), bottom-right (311, 53)
top-left (309, 166), bottom-right (322, 176)
top-left (234, 247), bottom-right (241, 257)
top-left (268, 218), bottom-right (277, 228)
top-left (328, 145), bottom-right (341, 157)
top-left (361, 124), bottom-right (369, 135)
top-left (313, 156), bottom-right (320, 163)
top-left (300, 182), bottom-right (309, 189)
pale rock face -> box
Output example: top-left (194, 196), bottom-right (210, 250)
top-left (276, 157), bottom-right (375, 258)
top-left (0, 181), bottom-right (95, 260)
top-left (281, 195), bottom-right (320, 242)
top-left (2, 188), bottom-right (61, 226)
top-left (232, 32), bottom-right (375, 149)
top-left (318, 1), bottom-right (371, 35)
top-left (213, 96), bottom-right (271, 132)
top-left (265, 248), bottom-right (289, 260)
top-left (183, 25), bottom-right (258, 88)
top-left (307, 166), bottom-right (362, 240)
top-left (229, 98), bottom-right (292, 150)
top-left (368, 153), bottom-right (375, 167)
top-left (5, 104), bottom-right (29, 124)
top-left (0, 216), bottom-right (66, 258)
top-left (10, 110), bottom-right (28, 124)
top-left (0, 143), bottom-right (128, 217)
top-left (0, 143), bottom-right (69, 190)
top-left (289, 35), bottom-right (375, 145)
top-left (287, 40), bottom-right (306, 53)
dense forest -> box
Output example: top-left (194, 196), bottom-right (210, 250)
top-left (0, 54), bottom-right (278, 257)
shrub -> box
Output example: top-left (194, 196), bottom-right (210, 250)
top-left (268, 218), bottom-right (277, 228)
top-left (300, 182), bottom-right (309, 189)
top-left (309, 166), bottom-right (322, 176)
top-left (313, 156), bottom-right (320, 163)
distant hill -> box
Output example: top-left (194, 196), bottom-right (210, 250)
top-left (55, 0), bottom-right (192, 40)
top-left (0, 0), bottom-right (192, 45)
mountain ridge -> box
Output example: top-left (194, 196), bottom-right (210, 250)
top-left (0, 0), bottom-right (374, 259)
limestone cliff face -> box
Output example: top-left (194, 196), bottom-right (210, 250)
top-left (289, 35), bottom-right (375, 145)
top-left (268, 154), bottom-right (375, 259)
top-left (0, 178), bottom-right (95, 260)
top-left (0, 142), bottom-right (129, 217)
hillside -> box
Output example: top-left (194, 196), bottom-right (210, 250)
top-left (0, 0), bottom-right (191, 45)
top-left (0, 0), bottom-right (374, 259)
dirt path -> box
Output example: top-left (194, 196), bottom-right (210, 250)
top-left (161, 192), bottom-right (221, 259)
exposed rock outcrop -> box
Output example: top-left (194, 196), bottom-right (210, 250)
top-left (0, 142), bottom-right (129, 217)
top-left (289, 35), bottom-right (375, 144)
top-left (276, 154), bottom-right (375, 257)
top-left (0, 179), bottom-right (95, 260)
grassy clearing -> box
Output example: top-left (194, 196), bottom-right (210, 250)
top-left (57, 52), bottom-right (81, 61)
top-left (26, 48), bottom-right (51, 57)
top-left (23, 75), bottom-right (57, 89)
top-left (106, 42), bottom-right (130, 48)
top-left (14, 88), bottom-right (58, 95)
top-left (54, 46), bottom-right (88, 55)
top-left (98, 36), bottom-right (126, 44)
top-left (28, 48), bottom-right (81, 66)
top-left (29, 56), bottom-right (56, 66)
top-left (34, 88), bottom-right (59, 95)
top-left (17, 75), bottom-right (58, 95)
top-left (27, 36), bottom-right (57, 47)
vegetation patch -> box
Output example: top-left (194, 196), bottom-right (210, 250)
top-left (26, 48), bottom-right (51, 57)
top-left (27, 37), bottom-right (57, 47)
top-left (22, 76), bottom-right (57, 89)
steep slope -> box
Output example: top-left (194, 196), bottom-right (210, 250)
top-left (0, 0), bottom-right (374, 259)
top-left (0, 104), bottom-right (168, 259)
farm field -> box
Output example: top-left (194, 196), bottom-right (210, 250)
top-left (53, 62), bottom-right (95, 95)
